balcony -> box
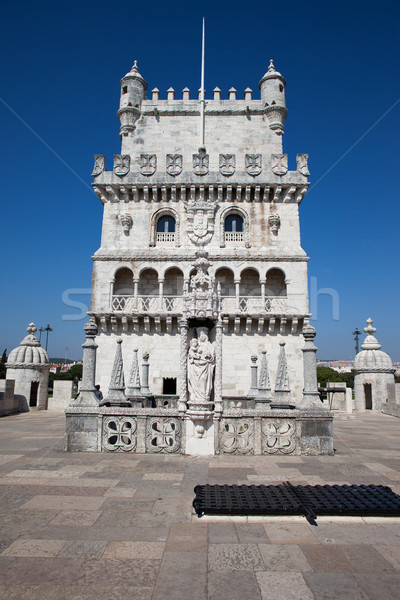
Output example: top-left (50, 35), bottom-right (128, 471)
top-left (224, 232), bottom-right (244, 242)
top-left (156, 232), bottom-right (175, 244)
top-left (111, 295), bottom-right (287, 315)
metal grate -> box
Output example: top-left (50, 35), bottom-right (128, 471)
top-left (193, 483), bottom-right (400, 520)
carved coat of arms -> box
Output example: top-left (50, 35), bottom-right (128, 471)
top-left (91, 154), bottom-right (105, 177)
top-left (193, 152), bottom-right (209, 176)
top-left (166, 154), bottom-right (182, 176)
top-left (113, 154), bottom-right (130, 177)
top-left (185, 196), bottom-right (216, 246)
top-left (271, 154), bottom-right (288, 176)
top-left (296, 153), bottom-right (310, 176)
top-left (140, 154), bottom-right (157, 176)
top-left (245, 154), bottom-right (262, 176)
top-left (219, 154), bottom-right (235, 176)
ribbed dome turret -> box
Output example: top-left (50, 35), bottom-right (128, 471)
top-left (353, 318), bottom-right (394, 372)
top-left (7, 323), bottom-right (49, 366)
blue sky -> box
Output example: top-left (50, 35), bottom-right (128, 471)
top-left (0, 0), bottom-right (399, 360)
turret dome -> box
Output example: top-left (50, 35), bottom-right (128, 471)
top-left (353, 318), bottom-right (394, 372)
top-left (7, 323), bottom-right (49, 366)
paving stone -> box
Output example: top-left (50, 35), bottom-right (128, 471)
top-left (263, 523), bottom-right (319, 544)
top-left (374, 544), bottom-right (400, 570)
top-left (57, 540), bottom-right (108, 558)
top-left (300, 544), bottom-right (353, 572)
top-left (354, 571), bottom-right (400, 599)
top-left (256, 571), bottom-right (314, 600)
top-left (259, 543), bottom-right (312, 571)
top-left (208, 570), bottom-right (262, 600)
top-left (152, 551), bottom-right (207, 600)
top-left (208, 543), bottom-right (265, 571)
top-left (143, 472), bottom-right (184, 481)
top-left (21, 495), bottom-right (105, 511)
top-left (103, 541), bottom-right (165, 559)
top-left (339, 543), bottom-right (395, 572)
top-left (74, 558), bottom-right (160, 587)
top-left (49, 510), bottom-right (102, 526)
top-left (303, 573), bottom-right (370, 599)
top-left (166, 522), bottom-right (208, 552)
top-left (0, 557), bottom-right (84, 585)
top-left (235, 524), bottom-right (270, 543)
top-left (1, 539), bottom-right (67, 557)
top-left (0, 585), bottom-right (153, 600)
top-left (208, 523), bottom-right (239, 543)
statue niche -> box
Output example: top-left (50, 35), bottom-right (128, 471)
top-left (187, 328), bottom-right (215, 408)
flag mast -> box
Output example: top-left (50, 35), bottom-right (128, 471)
top-left (199, 17), bottom-right (206, 151)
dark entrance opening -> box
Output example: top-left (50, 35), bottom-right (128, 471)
top-left (30, 382), bottom-right (39, 407)
top-left (364, 383), bottom-right (372, 410)
top-left (163, 377), bottom-right (176, 395)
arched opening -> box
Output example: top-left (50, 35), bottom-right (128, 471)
top-left (138, 268), bottom-right (159, 296)
top-left (224, 213), bottom-right (244, 242)
top-left (215, 268), bottom-right (235, 296)
top-left (138, 268), bottom-right (159, 312)
top-left (240, 268), bottom-right (261, 296)
top-left (164, 268), bottom-right (184, 296)
top-left (265, 268), bottom-right (287, 297)
top-left (114, 268), bottom-right (134, 295)
top-left (29, 381), bottom-right (39, 407)
top-left (364, 383), bottom-right (372, 410)
top-left (157, 215), bottom-right (176, 243)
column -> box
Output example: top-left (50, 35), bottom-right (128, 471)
top-left (75, 317), bottom-right (98, 406)
top-left (214, 320), bottom-right (223, 413)
top-left (249, 355), bottom-right (258, 396)
top-left (140, 352), bottom-right (151, 395)
top-left (179, 318), bottom-right (188, 413)
top-left (158, 278), bottom-right (164, 311)
top-left (235, 279), bottom-right (240, 312)
top-left (133, 278), bottom-right (139, 310)
top-left (297, 321), bottom-right (326, 411)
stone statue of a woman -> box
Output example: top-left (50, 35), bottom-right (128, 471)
top-left (187, 328), bottom-right (215, 404)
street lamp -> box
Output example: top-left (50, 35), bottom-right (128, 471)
top-left (38, 327), bottom-right (45, 343)
top-left (44, 324), bottom-right (53, 352)
top-left (352, 327), bottom-right (361, 356)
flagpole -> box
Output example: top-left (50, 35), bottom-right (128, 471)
top-left (200, 17), bottom-right (205, 150)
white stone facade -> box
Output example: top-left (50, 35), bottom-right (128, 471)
top-left (90, 59), bottom-right (311, 405)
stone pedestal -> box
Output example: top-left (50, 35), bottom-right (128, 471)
top-left (185, 412), bottom-right (214, 455)
top-left (70, 318), bottom-right (99, 408)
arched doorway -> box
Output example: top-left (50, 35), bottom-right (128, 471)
top-left (364, 383), bottom-right (372, 410)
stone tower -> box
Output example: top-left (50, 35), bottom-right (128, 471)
top-left (90, 59), bottom-right (311, 405)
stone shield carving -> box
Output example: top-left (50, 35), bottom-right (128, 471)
top-left (140, 154), bottom-right (157, 176)
top-left (102, 417), bottom-right (137, 452)
top-left (166, 154), bottom-right (182, 176)
top-left (193, 153), bottom-right (209, 176)
top-left (113, 154), bottom-right (130, 176)
top-left (271, 154), bottom-right (288, 176)
top-left (219, 419), bottom-right (254, 454)
top-left (245, 154), bottom-right (262, 176)
top-left (261, 419), bottom-right (296, 454)
top-left (185, 196), bottom-right (216, 246)
top-left (146, 417), bottom-right (181, 453)
top-left (219, 154), bottom-right (235, 176)
top-left (91, 154), bottom-right (105, 177)
top-left (296, 153), bottom-right (310, 176)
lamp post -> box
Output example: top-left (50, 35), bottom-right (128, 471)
top-left (44, 324), bottom-right (53, 352)
top-left (38, 327), bottom-right (45, 343)
top-left (352, 327), bottom-right (361, 356)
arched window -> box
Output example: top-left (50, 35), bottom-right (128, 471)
top-left (157, 216), bottom-right (175, 242)
top-left (265, 268), bottom-right (286, 296)
top-left (240, 268), bottom-right (261, 296)
top-left (215, 268), bottom-right (235, 296)
top-left (224, 213), bottom-right (244, 242)
top-left (113, 268), bottom-right (134, 295)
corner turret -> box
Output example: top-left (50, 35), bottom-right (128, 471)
top-left (259, 60), bottom-right (288, 136)
top-left (117, 61), bottom-right (147, 138)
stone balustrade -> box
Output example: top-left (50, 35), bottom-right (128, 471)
top-left (111, 295), bottom-right (288, 315)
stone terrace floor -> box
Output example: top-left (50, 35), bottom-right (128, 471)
top-left (0, 411), bottom-right (399, 599)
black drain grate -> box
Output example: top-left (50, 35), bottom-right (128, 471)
top-left (193, 483), bottom-right (400, 519)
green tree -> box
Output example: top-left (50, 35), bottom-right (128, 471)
top-left (317, 366), bottom-right (348, 388)
top-left (0, 349), bottom-right (7, 379)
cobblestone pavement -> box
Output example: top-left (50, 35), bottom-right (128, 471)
top-left (0, 411), bottom-right (399, 599)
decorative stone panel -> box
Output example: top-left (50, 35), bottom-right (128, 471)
top-left (261, 418), bottom-right (296, 454)
top-left (102, 416), bottom-right (137, 452)
top-left (219, 418), bottom-right (254, 454)
top-left (146, 417), bottom-right (181, 453)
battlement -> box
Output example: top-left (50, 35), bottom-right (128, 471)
top-left (147, 86), bottom-right (259, 102)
